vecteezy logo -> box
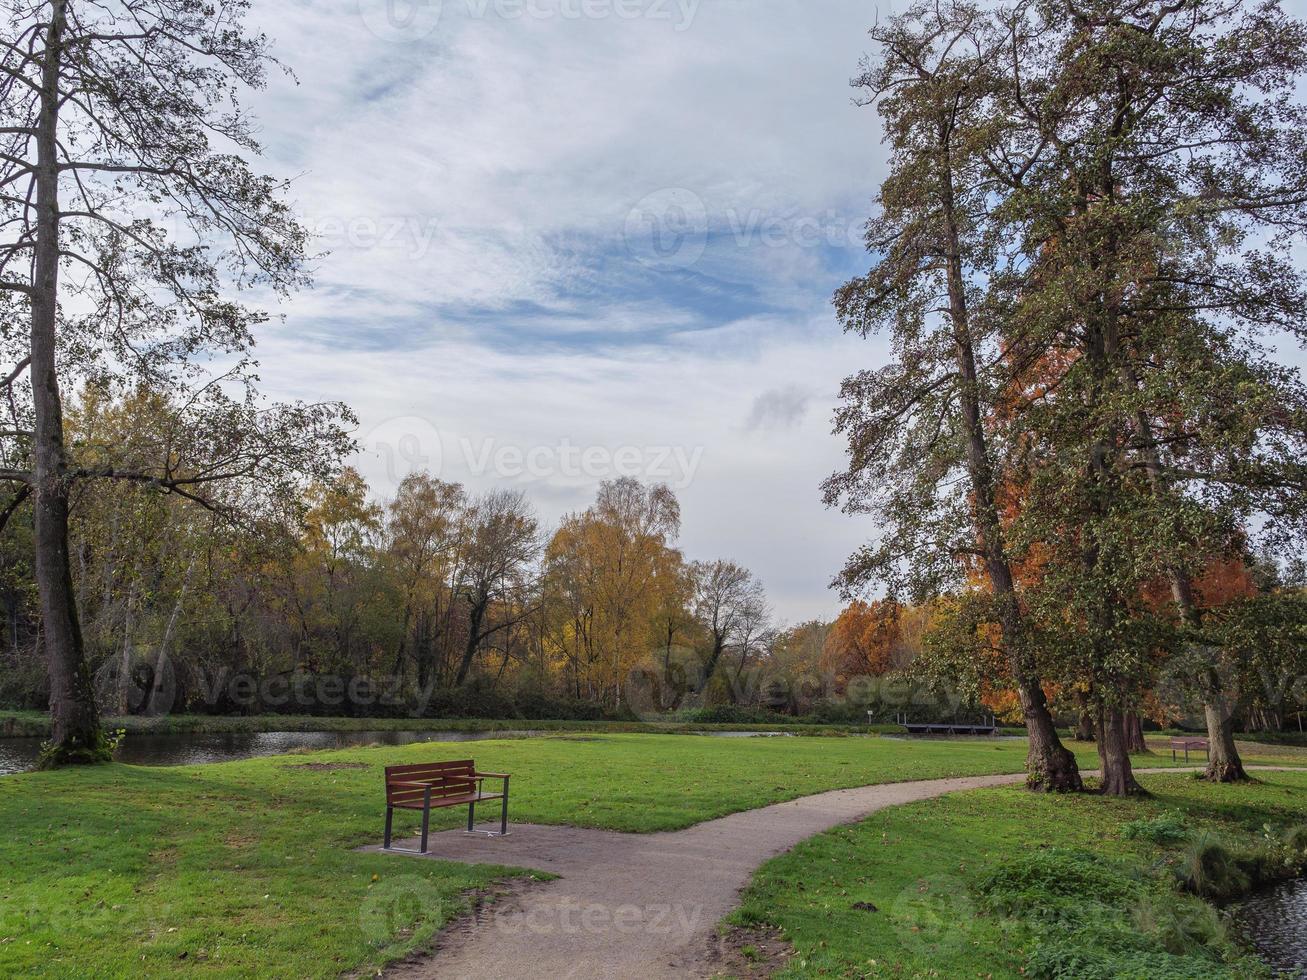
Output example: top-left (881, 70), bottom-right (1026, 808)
top-left (358, 0), bottom-right (444, 43)
top-left (890, 874), bottom-right (975, 959)
top-left (359, 876), bottom-right (444, 949)
top-left (623, 188), bottom-right (708, 269)
top-left (360, 415), bottom-right (444, 489)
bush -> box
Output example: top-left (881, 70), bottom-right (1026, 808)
top-left (1122, 812), bottom-right (1190, 845)
top-left (1172, 833), bottom-right (1251, 901)
top-left (1027, 944), bottom-right (1240, 980)
top-left (671, 705), bottom-right (792, 725)
top-left (983, 850), bottom-right (1261, 980)
top-left (978, 849), bottom-right (1144, 923)
top-left (1133, 893), bottom-right (1227, 957)
top-left (1284, 824), bottom-right (1307, 855)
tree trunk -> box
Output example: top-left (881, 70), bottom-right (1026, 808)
top-left (1123, 711), bottom-right (1149, 754)
top-left (455, 599), bottom-right (486, 687)
top-left (117, 591), bottom-right (137, 715)
top-left (1203, 688), bottom-right (1248, 782)
top-left (701, 634), bottom-right (725, 686)
top-left (1097, 704), bottom-right (1144, 796)
top-left (1075, 713), bottom-right (1096, 741)
top-left (1074, 691), bottom-right (1096, 742)
top-left (938, 152), bottom-right (1080, 792)
top-left (1019, 678), bottom-right (1083, 791)
top-left (32, 1), bottom-right (106, 767)
top-left (146, 560), bottom-right (192, 716)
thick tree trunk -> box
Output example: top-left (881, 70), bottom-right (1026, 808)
top-left (939, 166), bottom-right (1080, 792)
top-left (1097, 704), bottom-right (1144, 796)
top-left (32, 1), bottom-right (106, 767)
top-left (1019, 677), bottom-right (1083, 791)
top-left (1123, 711), bottom-right (1149, 754)
top-left (1203, 688), bottom-right (1248, 782)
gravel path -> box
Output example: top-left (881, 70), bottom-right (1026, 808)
top-left (368, 766), bottom-right (1301, 979)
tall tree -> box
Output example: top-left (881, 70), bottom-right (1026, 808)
top-left (990, 0), bottom-right (1307, 787)
top-left (0, 1), bottom-right (352, 762)
top-left (543, 478), bottom-right (681, 704)
top-left (826, 1), bottom-right (1082, 790)
top-left (383, 473), bottom-right (465, 681)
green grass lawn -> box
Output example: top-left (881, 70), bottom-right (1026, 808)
top-left (731, 770), bottom-right (1307, 978)
top-left (2, 733), bottom-right (1303, 978)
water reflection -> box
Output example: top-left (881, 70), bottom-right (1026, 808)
top-left (1235, 878), bottom-right (1307, 977)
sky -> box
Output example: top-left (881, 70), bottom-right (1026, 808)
top-left (240, 0), bottom-right (1306, 625)
top-left (236, 0), bottom-right (896, 625)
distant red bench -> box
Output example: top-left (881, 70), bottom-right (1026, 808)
top-left (1170, 737), bottom-right (1209, 763)
top-left (383, 759), bottom-right (511, 854)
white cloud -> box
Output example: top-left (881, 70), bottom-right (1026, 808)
top-left (233, 0), bottom-right (1307, 624)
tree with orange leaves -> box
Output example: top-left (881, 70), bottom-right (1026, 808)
top-left (820, 600), bottom-right (902, 685)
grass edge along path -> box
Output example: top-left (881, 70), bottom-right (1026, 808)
top-left (730, 769), bottom-right (1307, 979)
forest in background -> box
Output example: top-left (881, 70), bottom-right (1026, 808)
top-left (0, 385), bottom-right (1300, 740)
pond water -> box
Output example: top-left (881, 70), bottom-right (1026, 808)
top-left (1235, 878), bottom-right (1307, 976)
top-left (0, 728), bottom-right (543, 775)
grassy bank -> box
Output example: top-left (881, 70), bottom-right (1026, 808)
top-left (731, 770), bottom-right (1307, 978)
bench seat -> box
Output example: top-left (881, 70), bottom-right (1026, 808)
top-left (383, 760), bottom-right (511, 853)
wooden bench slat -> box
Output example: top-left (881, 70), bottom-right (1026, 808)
top-left (389, 792), bottom-right (504, 810)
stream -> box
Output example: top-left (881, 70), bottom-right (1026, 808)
top-left (1234, 878), bottom-right (1307, 977)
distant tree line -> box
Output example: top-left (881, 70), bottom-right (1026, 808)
top-left (0, 401), bottom-right (797, 722)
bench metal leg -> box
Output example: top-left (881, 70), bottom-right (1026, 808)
top-left (467, 799), bottom-right (476, 832)
top-left (383, 788), bottom-right (434, 855)
top-left (501, 784), bottom-right (509, 837)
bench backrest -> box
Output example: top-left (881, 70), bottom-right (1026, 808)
top-left (385, 760), bottom-right (476, 806)
top-left (1170, 737), bottom-right (1208, 748)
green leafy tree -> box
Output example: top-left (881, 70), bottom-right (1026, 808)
top-left (826, 0), bottom-right (1082, 790)
top-left (0, 1), bottom-right (352, 763)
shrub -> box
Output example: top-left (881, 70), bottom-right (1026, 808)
top-left (1027, 944), bottom-right (1243, 980)
top-left (1172, 832), bottom-right (1251, 901)
top-left (1122, 812), bottom-right (1190, 845)
top-left (1133, 893), bottom-right (1227, 958)
top-left (1284, 824), bottom-right (1307, 855)
top-left (978, 849), bottom-right (1144, 923)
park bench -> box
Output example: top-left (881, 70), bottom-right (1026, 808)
top-left (1170, 737), bottom-right (1209, 763)
top-left (383, 759), bottom-right (510, 854)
